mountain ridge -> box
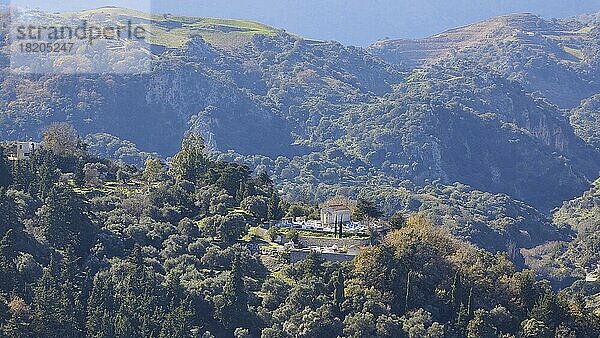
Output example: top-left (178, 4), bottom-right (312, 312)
top-left (370, 11), bottom-right (600, 109)
top-left (1, 8), bottom-right (599, 258)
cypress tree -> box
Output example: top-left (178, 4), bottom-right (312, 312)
top-left (405, 270), bottom-right (412, 313)
top-left (0, 148), bottom-right (12, 188)
top-left (0, 188), bottom-right (20, 238)
top-left (255, 170), bottom-right (273, 195)
top-left (333, 270), bottom-right (345, 313)
top-left (59, 248), bottom-right (85, 336)
top-left (0, 230), bottom-right (20, 294)
top-left (451, 272), bottom-right (459, 309)
top-left (32, 254), bottom-right (68, 336)
top-left (86, 274), bottom-right (116, 338)
top-left (455, 303), bottom-right (470, 335)
top-left (33, 151), bottom-right (58, 199)
top-left (159, 297), bottom-right (194, 338)
top-left (334, 215), bottom-right (338, 238)
top-left (236, 181), bottom-right (246, 203)
top-left (74, 157), bottom-right (85, 186)
top-left (40, 184), bottom-right (95, 254)
top-left (267, 191), bottom-right (283, 221)
top-left (467, 286), bottom-right (473, 317)
top-left (215, 258), bottom-right (249, 330)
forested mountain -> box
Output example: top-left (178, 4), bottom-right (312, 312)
top-left (522, 178), bottom-right (600, 287)
top-left (370, 12), bottom-right (600, 159)
top-left (0, 129), bottom-right (599, 336)
top-left (0, 6), bottom-right (599, 337)
top-left (1, 8), bottom-right (599, 262)
top-left (571, 94), bottom-right (600, 151)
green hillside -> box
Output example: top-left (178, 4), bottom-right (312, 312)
top-left (1, 136), bottom-right (597, 336)
top-left (0, 7), bottom-right (600, 336)
top-left (74, 7), bottom-right (283, 49)
top-left (1, 8), bottom-right (599, 271)
top-left (523, 176), bottom-right (600, 287)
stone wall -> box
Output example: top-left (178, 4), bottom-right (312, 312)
top-left (297, 235), bottom-right (369, 248)
top-left (289, 250), bottom-right (357, 263)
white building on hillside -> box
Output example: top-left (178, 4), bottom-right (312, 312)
top-left (321, 204), bottom-right (351, 226)
top-left (8, 141), bottom-right (40, 160)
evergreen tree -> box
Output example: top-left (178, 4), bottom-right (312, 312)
top-left (0, 230), bottom-right (20, 294)
top-left (354, 198), bottom-right (383, 221)
top-left (32, 254), bottom-right (81, 337)
top-left (40, 184), bottom-right (95, 254)
top-left (235, 181), bottom-right (247, 203)
top-left (219, 214), bottom-right (248, 244)
top-left (211, 163), bottom-right (252, 197)
top-left (528, 292), bottom-right (561, 332)
top-left (116, 165), bottom-right (135, 184)
top-left (10, 159), bottom-right (34, 194)
top-left (143, 157), bottom-right (165, 183)
top-left (454, 303), bottom-right (470, 336)
top-left (267, 191), bottom-right (284, 221)
top-left (520, 318), bottom-right (549, 337)
top-left (33, 150), bottom-right (59, 199)
top-left (467, 310), bottom-right (496, 338)
top-left (450, 272), bottom-right (460, 310)
top-left (241, 196), bottom-right (269, 221)
top-left (161, 276), bottom-right (195, 338)
top-left (159, 297), bottom-right (194, 338)
top-left (300, 251), bottom-right (325, 279)
top-left (405, 270), bottom-right (412, 313)
top-left (0, 295), bottom-right (8, 327)
top-left (58, 248), bottom-right (86, 336)
top-left (255, 170), bottom-right (274, 196)
top-left (0, 188), bottom-right (20, 237)
top-left (86, 274), bottom-right (116, 338)
top-left (123, 246), bottom-right (165, 337)
top-left (388, 212), bottom-right (406, 230)
top-left (214, 258), bottom-right (249, 330)
top-left (114, 306), bottom-right (135, 338)
top-left (74, 157), bottom-right (85, 186)
top-left (0, 148), bottom-right (12, 188)
top-left (333, 270), bottom-right (345, 313)
top-left (170, 134), bottom-right (209, 183)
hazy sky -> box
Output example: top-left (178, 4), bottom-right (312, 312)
top-left (5, 0), bottom-right (600, 45)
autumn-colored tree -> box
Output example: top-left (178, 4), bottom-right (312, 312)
top-left (42, 123), bottom-right (82, 157)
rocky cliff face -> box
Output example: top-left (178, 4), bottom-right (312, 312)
top-left (336, 66), bottom-right (600, 211)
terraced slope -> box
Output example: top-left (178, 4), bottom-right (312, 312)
top-left (369, 13), bottom-right (600, 109)
top-left (77, 7), bottom-right (282, 50)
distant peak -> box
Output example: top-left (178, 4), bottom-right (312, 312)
top-left (368, 12), bottom-right (561, 69)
